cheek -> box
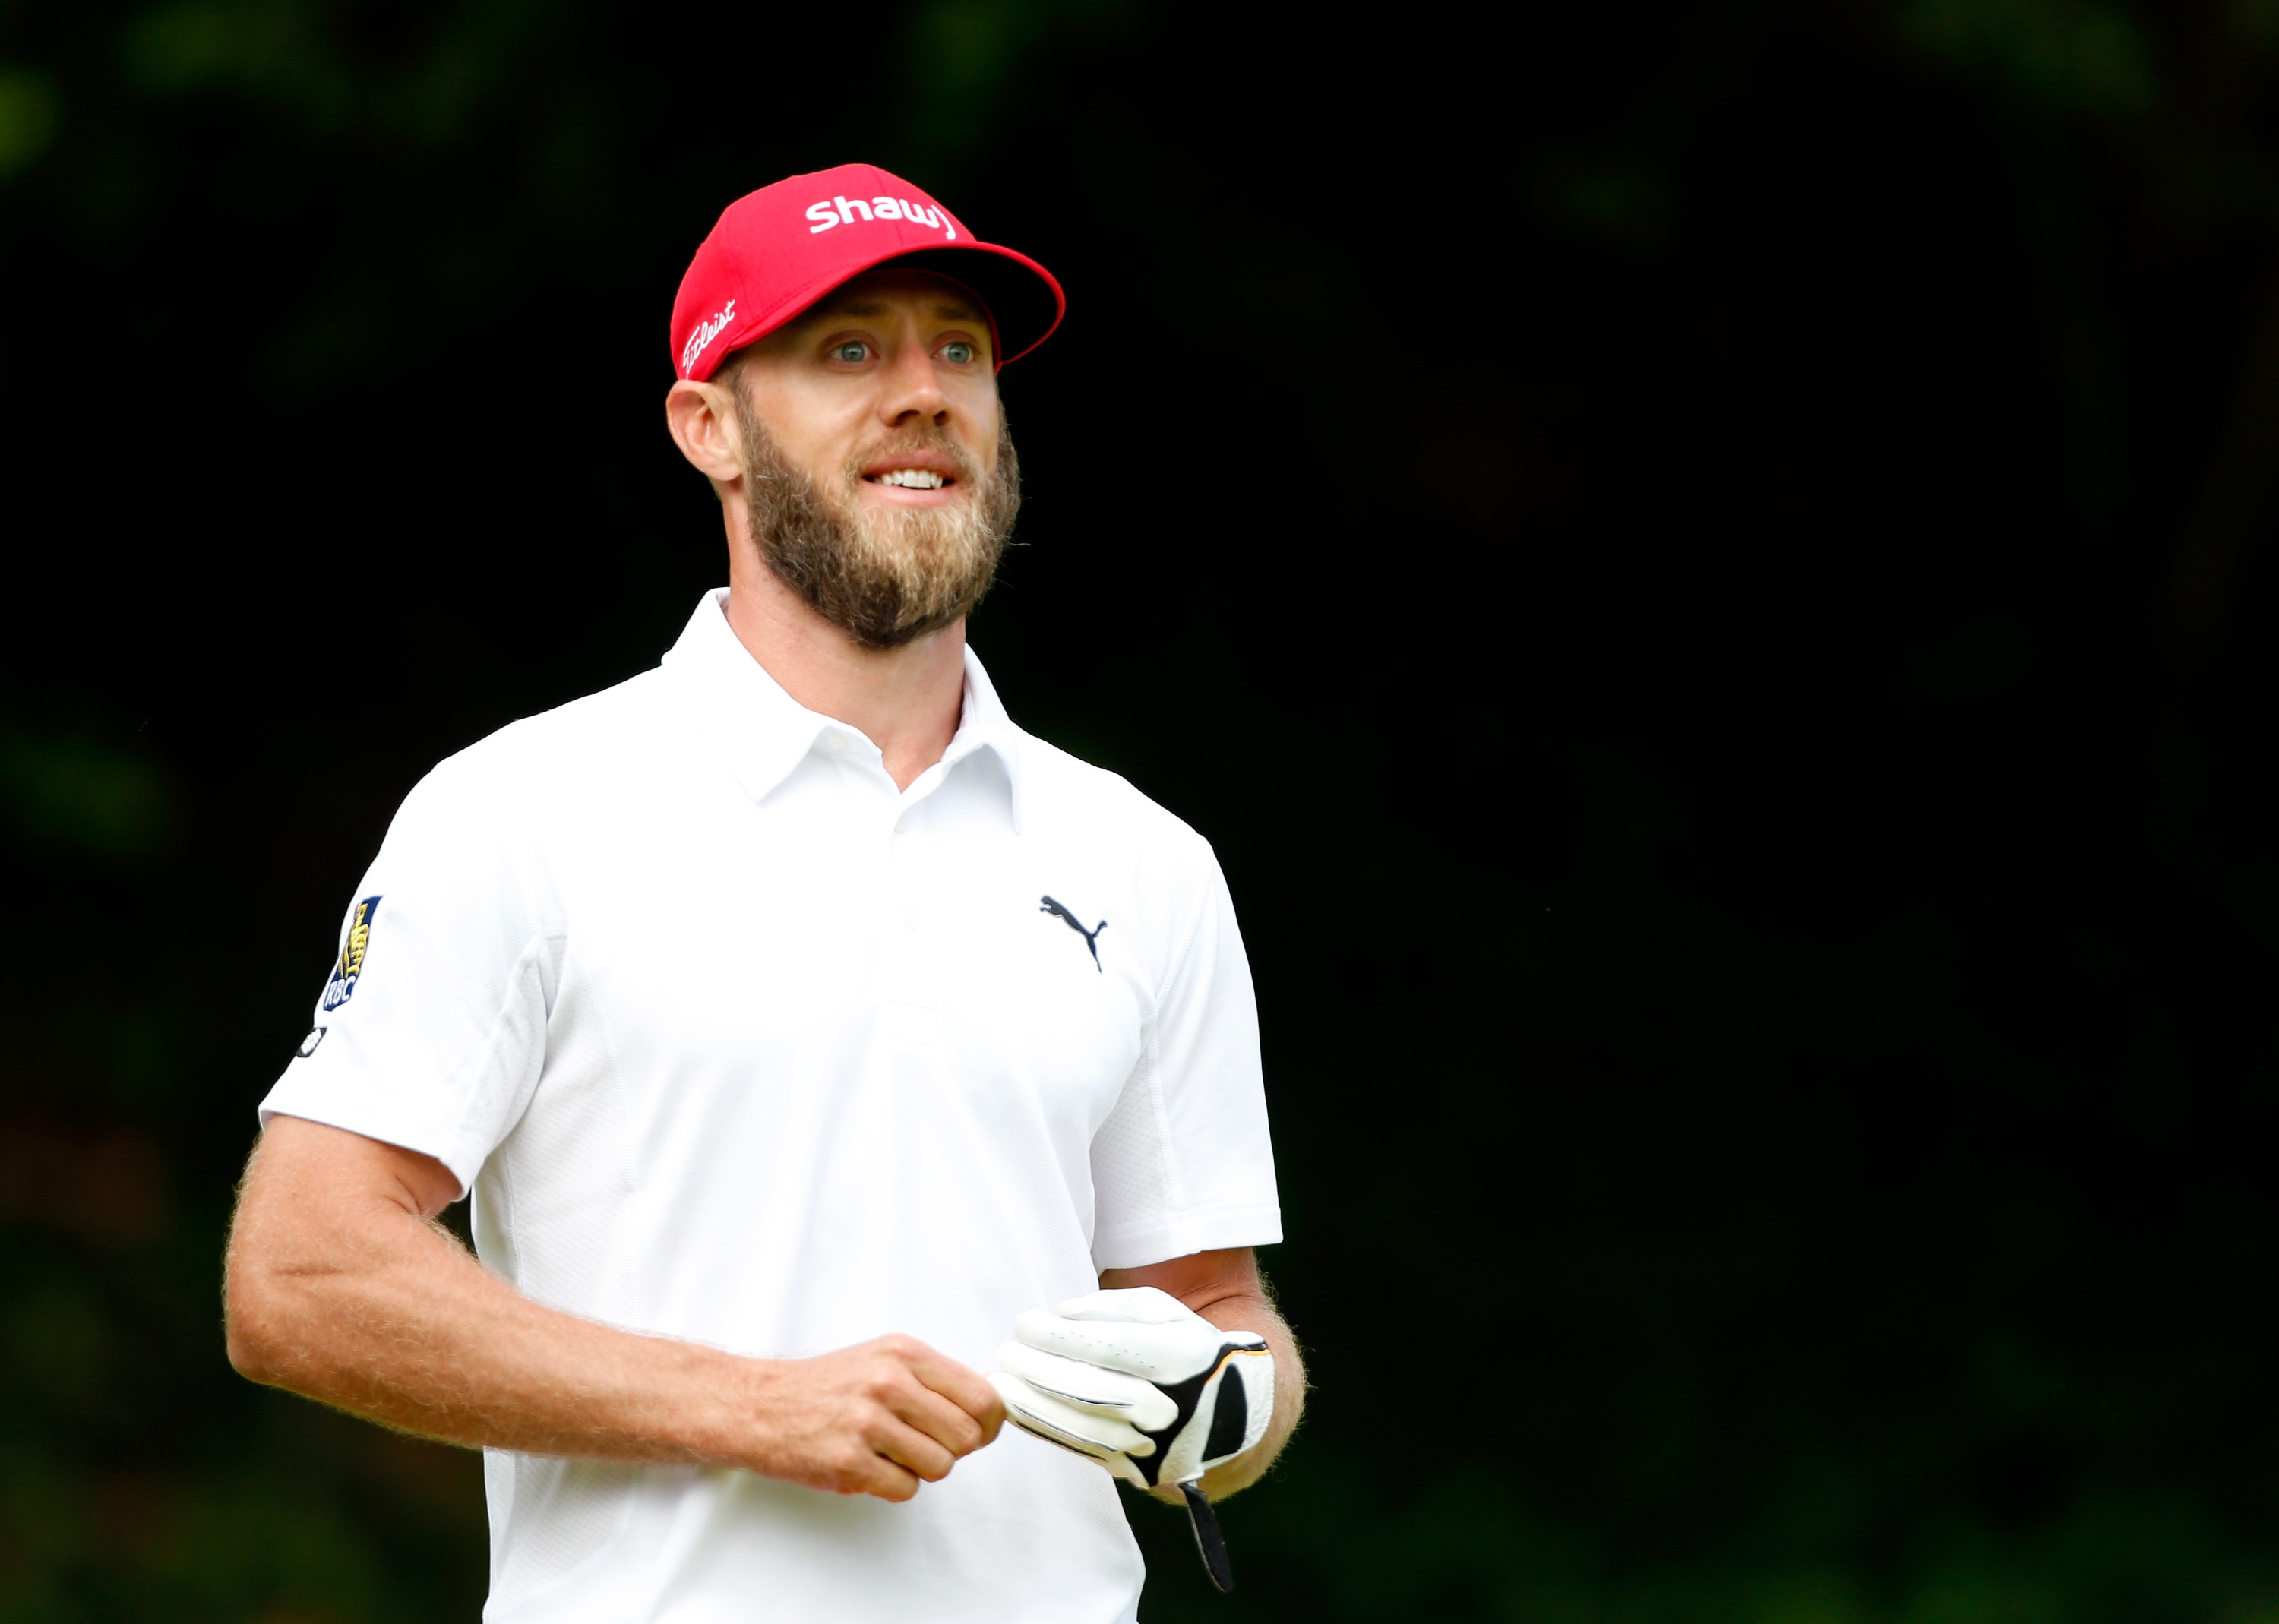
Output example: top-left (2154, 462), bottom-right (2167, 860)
top-left (953, 387), bottom-right (1004, 467)
top-left (769, 399), bottom-right (872, 478)
top-left (742, 365), bottom-right (874, 457)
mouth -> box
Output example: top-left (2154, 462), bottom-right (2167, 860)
top-left (858, 450), bottom-right (964, 501)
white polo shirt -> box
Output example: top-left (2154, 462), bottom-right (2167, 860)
top-left (258, 589), bottom-right (1282, 1624)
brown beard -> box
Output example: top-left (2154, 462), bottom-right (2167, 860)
top-left (732, 391), bottom-right (1021, 651)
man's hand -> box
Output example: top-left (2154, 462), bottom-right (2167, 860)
top-left (737, 1335), bottom-right (1002, 1500)
top-left (988, 1286), bottom-right (1275, 1491)
top-left (1095, 1250), bottom-right (1303, 1502)
top-left (226, 1117), bottom-right (1001, 1502)
top-left (988, 1259), bottom-right (1302, 1597)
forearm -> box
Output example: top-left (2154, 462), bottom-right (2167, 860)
top-left (227, 1184), bottom-right (750, 1463)
top-left (226, 1117), bottom-right (1003, 1502)
top-left (228, 1212), bottom-right (748, 1462)
top-left (224, 1119), bottom-right (758, 1464)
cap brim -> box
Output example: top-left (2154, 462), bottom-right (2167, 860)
top-left (874, 244), bottom-right (1066, 366)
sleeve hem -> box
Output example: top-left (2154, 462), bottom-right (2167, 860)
top-left (1091, 1203), bottom-right (1283, 1272)
top-left (258, 1077), bottom-right (485, 1197)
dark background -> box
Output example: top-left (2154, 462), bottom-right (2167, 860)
top-left (4, 0), bottom-right (2278, 1618)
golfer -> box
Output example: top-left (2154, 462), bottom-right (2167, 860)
top-left (223, 163), bottom-right (1302, 1623)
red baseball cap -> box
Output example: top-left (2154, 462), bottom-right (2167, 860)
top-left (669, 163), bottom-right (1066, 382)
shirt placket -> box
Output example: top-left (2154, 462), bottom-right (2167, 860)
top-left (873, 748), bottom-right (967, 1027)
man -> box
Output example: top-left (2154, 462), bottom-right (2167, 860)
top-left (223, 163), bottom-right (1302, 1623)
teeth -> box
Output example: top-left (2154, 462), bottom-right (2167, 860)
top-left (878, 469), bottom-right (945, 488)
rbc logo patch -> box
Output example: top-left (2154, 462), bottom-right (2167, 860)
top-left (321, 896), bottom-right (382, 1012)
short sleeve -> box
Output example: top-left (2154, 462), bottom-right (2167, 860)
top-left (258, 750), bottom-right (564, 1195)
top-left (1088, 840), bottom-right (1282, 1271)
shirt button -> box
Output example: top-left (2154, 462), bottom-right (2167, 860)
top-left (902, 902), bottom-right (921, 931)
top-left (894, 814), bottom-right (908, 833)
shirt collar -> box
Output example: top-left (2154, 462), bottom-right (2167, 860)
top-left (660, 589), bottom-right (1026, 831)
top-left (947, 640), bottom-right (1026, 833)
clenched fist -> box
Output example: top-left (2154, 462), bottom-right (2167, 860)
top-left (729, 1334), bottom-right (1004, 1501)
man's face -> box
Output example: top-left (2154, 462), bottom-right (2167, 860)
top-left (723, 270), bottom-right (1020, 649)
top-left (738, 267), bottom-right (1004, 502)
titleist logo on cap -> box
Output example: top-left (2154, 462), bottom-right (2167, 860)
top-left (681, 298), bottom-right (736, 374)
top-left (804, 195), bottom-right (958, 240)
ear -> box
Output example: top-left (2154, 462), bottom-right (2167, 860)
top-left (665, 378), bottom-right (745, 486)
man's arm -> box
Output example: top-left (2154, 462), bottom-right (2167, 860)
top-left (224, 1115), bottom-right (1002, 1502)
top-left (1101, 1247), bottom-right (1304, 1500)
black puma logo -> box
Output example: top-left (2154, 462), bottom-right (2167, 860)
top-left (1039, 896), bottom-right (1108, 972)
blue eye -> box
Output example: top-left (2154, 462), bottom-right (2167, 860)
top-left (941, 340), bottom-right (975, 365)
top-left (830, 341), bottom-right (870, 363)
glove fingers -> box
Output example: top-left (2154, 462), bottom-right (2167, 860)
top-left (988, 1375), bottom-right (1152, 1490)
top-left (988, 1373), bottom-right (1117, 1460)
top-left (997, 1344), bottom-right (1180, 1432)
top-left (1054, 1287), bottom-right (1203, 1325)
top-left (1015, 1309), bottom-right (1247, 1384)
top-left (988, 1371), bottom-right (1156, 1458)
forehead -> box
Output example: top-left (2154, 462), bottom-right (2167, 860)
top-left (792, 269), bottom-right (988, 328)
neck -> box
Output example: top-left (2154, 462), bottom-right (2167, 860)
top-left (719, 501), bottom-right (967, 793)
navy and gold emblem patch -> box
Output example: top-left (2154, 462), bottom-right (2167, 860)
top-left (321, 895), bottom-right (382, 1012)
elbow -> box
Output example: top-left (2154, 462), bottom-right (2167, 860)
top-left (225, 1325), bottom-right (278, 1386)
top-left (223, 1278), bottom-right (278, 1385)
top-left (224, 1332), bottom-right (270, 1385)
top-left (222, 1249), bottom-right (298, 1386)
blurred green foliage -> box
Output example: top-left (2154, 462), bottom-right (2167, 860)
top-left (6, 0), bottom-right (2279, 1619)
top-left (0, 68), bottom-right (57, 176)
top-left (0, 736), bottom-right (170, 858)
top-left (1901, 0), bottom-right (2156, 112)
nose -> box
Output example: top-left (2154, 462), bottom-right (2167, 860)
top-left (879, 339), bottom-right (950, 430)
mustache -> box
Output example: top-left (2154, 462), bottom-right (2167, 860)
top-left (839, 428), bottom-right (984, 485)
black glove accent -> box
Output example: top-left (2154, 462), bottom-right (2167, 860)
top-left (1128, 1339), bottom-right (1249, 1488)
top-left (1203, 1358), bottom-right (1248, 1462)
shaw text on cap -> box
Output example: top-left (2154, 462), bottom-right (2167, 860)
top-left (804, 196), bottom-right (958, 240)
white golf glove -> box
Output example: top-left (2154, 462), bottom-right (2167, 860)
top-left (988, 1286), bottom-right (1274, 1491)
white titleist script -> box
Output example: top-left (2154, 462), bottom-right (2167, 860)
top-left (681, 298), bottom-right (736, 374)
top-left (804, 195), bottom-right (959, 240)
